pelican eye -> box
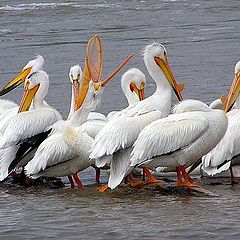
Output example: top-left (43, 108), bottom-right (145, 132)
top-left (164, 51), bottom-right (168, 60)
top-left (27, 71), bottom-right (36, 80)
top-left (77, 73), bottom-right (80, 80)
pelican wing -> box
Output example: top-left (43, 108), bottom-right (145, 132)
top-left (0, 146), bottom-right (19, 181)
top-left (25, 132), bottom-right (77, 176)
top-left (90, 110), bottom-right (163, 159)
top-left (130, 112), bottom-right (209, 166)
top-left (202, 109), bottom-right (240, 175)
top-left (0, 108), bottom-right (61, 149)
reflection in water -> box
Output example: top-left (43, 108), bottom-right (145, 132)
top-left (0, 0), bottom-right (240, 239)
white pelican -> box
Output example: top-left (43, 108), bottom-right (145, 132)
top-left (0, 65), bottom-right (82, 183)
top-left (129, 96), bottom-right (232, 188)
top-left (89, 42), bottom-right (184, 190)
top-left (0, 69), bottom-right (62, 181)
top-left (82, 68), bottom-right (146, 138)
top-left (0, 55), bottom-right (45, 130)
top-left (0, 55), bottom-right (44, 97)
top-left (202, 60), bottom-right (240, 183)
top-left (106, 68), bottom-right (145, 119)
top-left (24, 80), bottom-right (106, 188)
top-left (49, 67), bottom-right (147, 187)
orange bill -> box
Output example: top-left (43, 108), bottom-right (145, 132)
top-left (76, 35), bottom-right (103, 109)
top-left (18, 82), bottom-right (39, 113)
top-left (130, 81), bottom-right (145, 101)
top-left (154, 56), bottom-right (184, 101)
top-left (222, 71), bottom-right (240, 112)
top-left (0, 67), bottom-right (32, 96)
top-left (99, 54), bottom-right (133, 87)
top-left (73, 80), bottom-right (80, 111)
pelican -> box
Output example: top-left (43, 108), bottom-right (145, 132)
top-left (81, 68), bottom-right (146, 138)
top-left (106, 68), bottom-right (145, 119)
top-left (0, 65), bottom-right (82, 183)
top-left (0, 69), bottom-right (62, 181)
top-left (46, 67), bottom-right (147, 187)
top-left (24, 80), bottom-right (106, 188)
top-left (0, 55), bottom-right (44, 97)
top-left (0, 55), bottom-right (45, 130)
top-left (128, 98), bottom-right (229, 188)
top-left (89, 42), bottom-right (184, 190)
top-left (202, 60), bottom-right (240, 183)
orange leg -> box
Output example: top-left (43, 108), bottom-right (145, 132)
top-left (68, 175), bottom-right (75, 188)
top-left (72, 173), bottom-right (84, 189)
top-left (142, 166), bottom-right (165, 184)
top-left (97, 184), bottom-right (109, 192)
top-left (230, 167), bottom-right (238, 185)
top-left (177, 165), bottom-right (200, 188)
top-left (127, 172), bottom-right (145, 187)
top-left (95, 167), bottom-right (101, 184)
top-left (176, 166), bottom-right (183, 186)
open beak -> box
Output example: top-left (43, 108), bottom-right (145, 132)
top-left (94, 54), bottom-right (134, 92)
top-left (221, 72), bottom-right (240, 112)
top-left (154, 56), bottom-right (184, 101)
top-left (18, 82), bottom-right (39, 113)
top-left (77, 54), bottom-right (133, 109)
top-left (73, 80), bottom-right (80, 111)
top-left (130, 82), bottom-right (145, 101)
top-left (0, 67), bottom-right (32, 96)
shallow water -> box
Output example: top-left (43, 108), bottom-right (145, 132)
top-left (0, 0), bottom-right (240, 239)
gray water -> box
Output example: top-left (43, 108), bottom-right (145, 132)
top-left (0, 0), bottom-right (240, 239)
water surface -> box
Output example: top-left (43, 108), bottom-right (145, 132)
top-left (0, 0), bottom-right (240, 239)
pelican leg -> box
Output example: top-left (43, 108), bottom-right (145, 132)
top-left (72, 173), bottom-right (84, 189)
top-left (230, 167), bottom-right (238, 185)
top-left (68, 175), bottom-right (75, 188)
top-left (142, 166), bottom-right (165, 184)
top-left (177, 165), bottom-right (200, 188)
top-left (97, 184), bottom-right (109, 192)
top-left (176, 166), bottom-right (183, 186)
top-left (95, 167), bottom-right (101, 184)
top-left (127, 172), bottom-right (145, 187)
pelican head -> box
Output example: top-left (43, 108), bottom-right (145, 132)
top-left (222, 60), bottom-right (240, 112)
top-left (143, 42), bottom-right (184, 101)
top-left (121, 68), bottom-right (146, 105)
top-left (69, 65), bottom-right (82, 111)
top-left (18, 70), bottom-right (49, 113)
top-left (0, 55), bottom-right (44, 96)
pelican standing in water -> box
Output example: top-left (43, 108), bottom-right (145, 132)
top-left (0, 65), bottom-right (82, 182)
top-left (90, 42), bottom-right (184, 190)
top-left (54, 67), bottom-right (147, 187)
top-left (202, 60), bottom-right (240, 184)
top-left (129, 97), bottom-right (229, 189)
top-left (0, 69), bottom-right (62, 181)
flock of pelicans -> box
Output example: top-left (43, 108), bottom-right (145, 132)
top-left (0, 34), bottom-right (240, 193)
